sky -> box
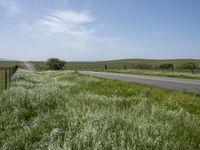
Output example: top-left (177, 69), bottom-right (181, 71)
top-left (0, 0), bottom-right (200, 61)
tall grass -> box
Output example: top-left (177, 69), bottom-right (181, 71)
top-left (107, 69), bottom-right (200, 80)
top-left (0, 71), bottom-right (5, 93)
top-left (0, 69), bottom-right (200, 149)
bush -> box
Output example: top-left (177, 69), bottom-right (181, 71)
top-left (135, 64), bottom-right (152, 69)
top-left (47, 58), bottom-right (65, 70)
top-left (180, 62), bottom-right (198, 70)
top-left (159, 64), bottom-right (174, 70)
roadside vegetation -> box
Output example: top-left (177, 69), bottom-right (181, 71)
top-left (106, 69), bottom-right (200, 80)
top-left (47, 58), bottom-right (65, 70)
top-left (0, 71), bottom-right (4, 93)
top-left (0, 69), bottom-right (200, 149)
top-left (28, 59), bottom-right (200, 80)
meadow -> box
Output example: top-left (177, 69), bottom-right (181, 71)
top-left (63, 59), bottom-right (200, 70)
top-left (0, 69), bottom-right (200, 149)
top-left (1, 59), bottom-right (197, 70)
top-left (30, 59), bottom-right (200, 80)
top-left (106, 69), bottom-right (200, 80)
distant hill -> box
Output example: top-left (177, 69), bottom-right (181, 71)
top-left (65, 59), bottom-right (200, 70)
top-left (1, 58), bottom-right (200, 70)
top-left (0, 58), bottom-right (8, 61)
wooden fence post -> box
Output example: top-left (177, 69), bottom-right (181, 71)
top-left (105, 64), bottom-right (108, 70)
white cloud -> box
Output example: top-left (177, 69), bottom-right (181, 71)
top-left (18, 8), bottom-right (122, 56)
top-left (0, 0), bottom-right (21, 16)
top-left (35, 10), bottom-right (96, 37)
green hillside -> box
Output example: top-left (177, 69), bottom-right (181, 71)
top-left (0, 59), bottom-right (200, 70)
top-left (64, 59), bottom-right (200, 70)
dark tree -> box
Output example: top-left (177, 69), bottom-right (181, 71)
top-left (180, 62), bottom-right (198, 70)
top-left (180, 62), bottom-right (198, 73)
top-left (135, 64), bottom-right (152, 69)
top-left (159, 64), bottom-right (174, 70)
top-left (47, 58), bottom-right (65, 70)
top-left (105, 64), bottom-right (108, 70)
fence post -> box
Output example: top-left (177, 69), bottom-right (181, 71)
top-left (105, 64), bottom-right (108, 70)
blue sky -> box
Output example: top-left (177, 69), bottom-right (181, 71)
top-left (0, 0), bottom-right (200, 61)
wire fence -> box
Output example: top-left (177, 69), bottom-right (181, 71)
top-left (0, 65), bottom-right (18, 90)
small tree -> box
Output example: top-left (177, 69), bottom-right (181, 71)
top-left (135, 64), bottom-right (152, 69)
top-left (159, 64), bottom-right (174, 70)
top-left (47, 58), bottom-right (65, 70)
top-left (180, 62), bottom-right (198, 70)
top-left (180, 62), bottom-right (198, 74)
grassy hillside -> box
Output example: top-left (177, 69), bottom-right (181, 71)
top-left (27, 59), bottom-right (200, 70)
top-left (0, 69), bottom-right (200, 149)
top-left (1, 59), bottom-right (200, 70)
top-left (64, 59), bottom-right (200, 70)
top-left (0, 61), bottom-right (21, 67)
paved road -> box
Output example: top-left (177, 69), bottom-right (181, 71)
top-left (80, 71), bottom-right (200, 94)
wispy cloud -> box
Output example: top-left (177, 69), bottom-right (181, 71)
top-left (35, 10), bottom-right (96, 37)
top-left (0, 0), bottom-right (21, 16)
top-left (18, 7), bottom-right (120, 53)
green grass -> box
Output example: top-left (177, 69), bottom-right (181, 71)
top-left (0, 69), bottom-right (200, 149)
top-left (0, 80), bottom-right (4, 93)
top-left (0, 61), bottom-right (21, 67)
top-left (106, 69), bottom-right (200, 80)
top-left (0, 71), bottom-right (5, 93)
top-left (1, 59), bottom-right (200, 71)
top-left (18, 59), bottom-right (200, 70)
top-left (62, 59), bottom-right (200, 70)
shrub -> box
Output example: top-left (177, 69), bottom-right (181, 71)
top-left (135, 64), bottom-right (152, 69)
top-left (47, 58), bottom-right (65, 70)
top-left (180, 62), bottom-right (198, 70)
top-left (159, 64), bottom-right (174, 70)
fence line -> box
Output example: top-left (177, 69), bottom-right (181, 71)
top-left (0, 65), bottom-right (18, 89)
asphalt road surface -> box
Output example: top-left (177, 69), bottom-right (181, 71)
top-left (80, 71), bottom-right (200, 94)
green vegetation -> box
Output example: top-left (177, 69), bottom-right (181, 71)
top-left (47, 58), bottom-right (65, 70)
top-left (0, 80), bottom-right (4, 93)
top-left (0, 69), bottom-right (200, 149)
top-left (180, 62), bottom-right (198, 70)
top-left (0, 61), bottom-right (21, 67)
top-left (107, 69), bottom-right (200, 80)
top-left (0, 71), bottom-right (5, 93)
top-left (12, 59), bottom-right (199, 70)
top-left (159, 63), bottom-right (174, 70)
top-left (62, 59), bottom-right (200, 70)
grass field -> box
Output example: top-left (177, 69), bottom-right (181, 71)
top-left (0, 61), bottom-right (21, 67)
top-left (106, 69), bottom-right (200, 80)
top-left (1, 59), bottom-right (197, 70)
top-left (1, 59), bottom-right (200, 70)
top-left (64, 59), bottom-right (200, 70)
top-left (0, 69), bottom-right (200, 149)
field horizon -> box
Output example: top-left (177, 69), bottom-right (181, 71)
top-left (1, 58), bottom-right (200, 69)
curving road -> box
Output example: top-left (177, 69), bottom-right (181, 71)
top-left (80, 71), bottom-right (200, 94)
